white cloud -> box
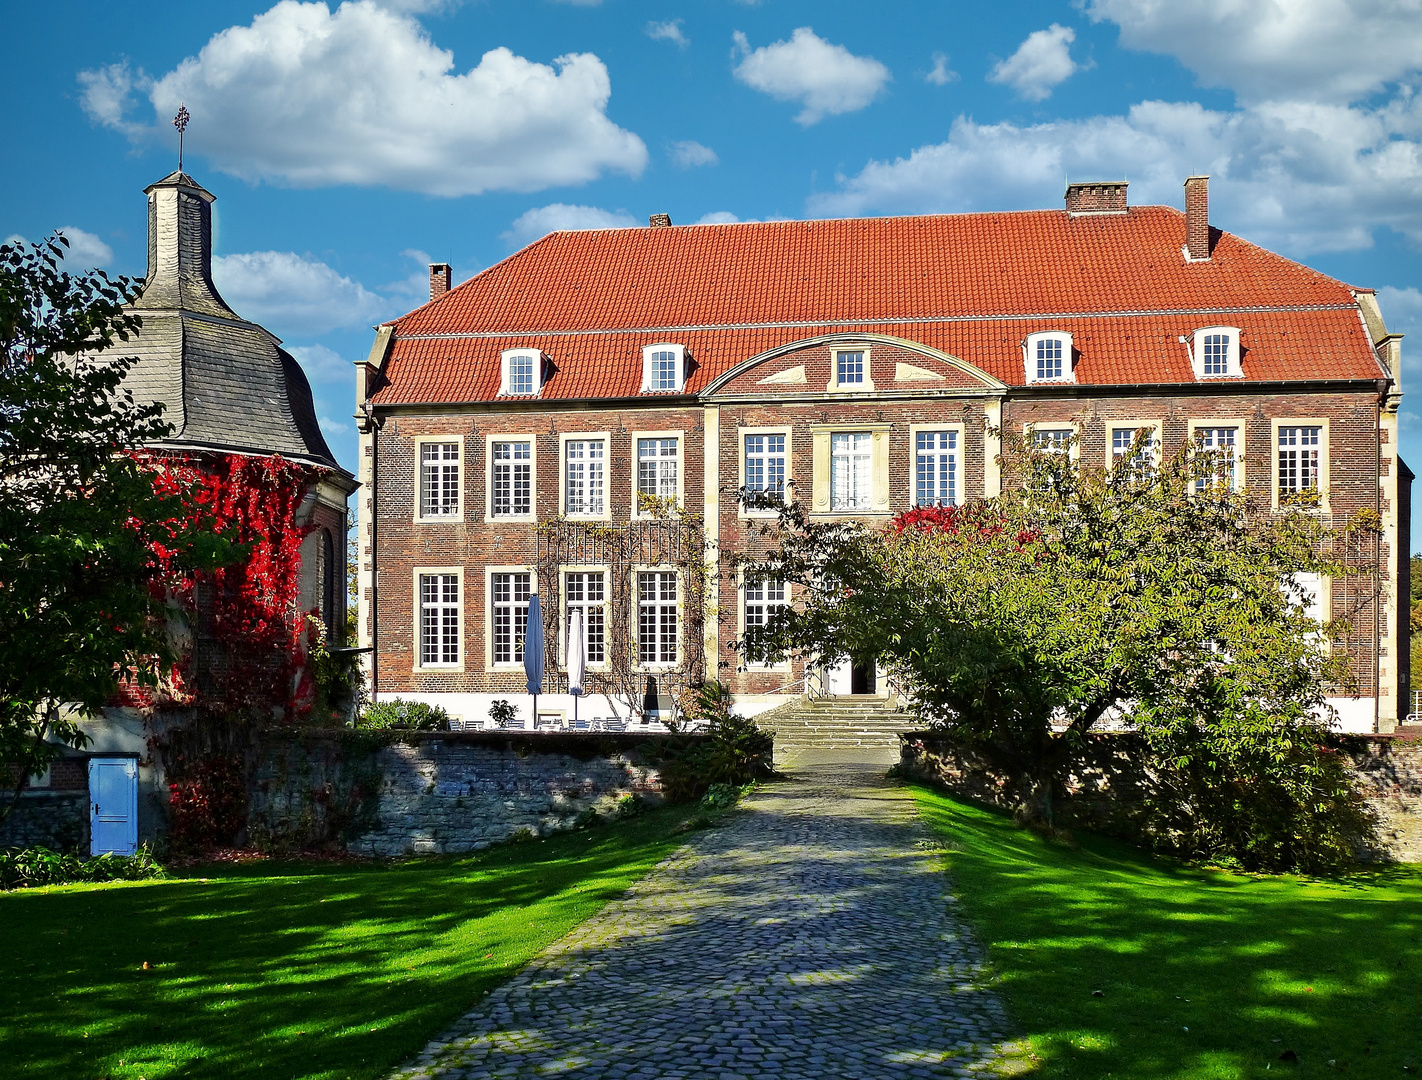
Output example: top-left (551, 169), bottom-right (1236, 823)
top-left (645, 19), bottom-right (688, 48)
top-left (319, 414), bottom-right (351, 434)
top-left (502, 204), bottom-right (641, 248)
top-left (732, 27), bottom-right (890, 126)
top-left (288, 343), bottom-right (351, 382)
top-left (925, 51), bottom-right (958, 87)
top-left (213, 251), bottom-right (390, 335)
top-left (695, 212), bottom-right (743, 224)
top-left (670, 140), bottom-right (718, 168)
top-left (78, 0), bottom-right (646, 196)
top-left (988, 24), bottom-right (1085, 102)
top-left (809, 94), bottom-right (1422, 257)
top-left (57, 227), bottom-right (115, 267)
top-left (1085, 0), bottom-right (1422, 104)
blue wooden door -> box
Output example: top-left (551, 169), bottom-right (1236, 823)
top-left (89, 757), bottom-right (138, 856)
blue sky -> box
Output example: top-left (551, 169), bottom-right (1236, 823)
top-left (5, 0), bottom-right (1422, 541)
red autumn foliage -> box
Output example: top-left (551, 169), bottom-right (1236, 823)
top-left (115, 452), bottom-right (321, 718)
top-left (889, 504), bottom-right (1041, 549)
top-left (167, 752), bottom-right (248, 852)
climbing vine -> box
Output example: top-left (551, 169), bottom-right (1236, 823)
top-left (118, 451), bottom-right (324, 720)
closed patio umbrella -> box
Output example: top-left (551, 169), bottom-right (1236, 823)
top-left (567, 607), bottom-right (585, 729)
top-left (525, 592), bottom-right (544, 729)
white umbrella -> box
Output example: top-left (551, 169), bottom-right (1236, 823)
top-left (567, 608), bottom-right (585, 729)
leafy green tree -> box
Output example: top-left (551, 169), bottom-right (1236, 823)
top-left (738, 431), bottom-right (1372, 871)
top-left (0, 235), bottom-right (229, 817)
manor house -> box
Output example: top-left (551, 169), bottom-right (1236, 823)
top-left (355, 178), bottom-right (1409, 735)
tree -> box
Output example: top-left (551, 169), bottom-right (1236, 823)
top-left (0, 235), bottom-right (229, 816)
top-left (737, 430), bottom-right (1374, 871)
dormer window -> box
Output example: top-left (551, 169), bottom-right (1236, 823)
top-left (828, 345), bottom-right (875, 391)
top-left (501, 349), bottom-right (542, 396)
top-left (1023, 331), bottom-right (1074, 384)
top-left (642, 343), bottom-right (686, 393)
top-left (1190, 326), bottom-right (1241, 379)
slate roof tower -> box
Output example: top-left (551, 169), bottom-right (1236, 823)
top-left (121, 169), bottom-right (345, 470)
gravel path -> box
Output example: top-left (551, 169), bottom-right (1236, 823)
top-left (389, 752), bottom-right (1029, 1079)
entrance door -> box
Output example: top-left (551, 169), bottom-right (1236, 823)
top-left (89, 757), bottom-right (138, 856)
top-left (826, 658), bottom-right (878, 696)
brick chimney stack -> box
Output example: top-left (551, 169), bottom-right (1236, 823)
top-left (648, 213), bottom-right (672, 228)
top-left (429, 263), bottom-right (452, 301)
top-left (1184, 176), bottom-right (1211, 261)
top-left (1064, 181), bottom-right (1128, 217)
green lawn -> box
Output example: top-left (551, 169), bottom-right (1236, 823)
top-left (910, 783), bottom-right (1422, 1079)
top-left (1, 806), bottom-right (695, 1080)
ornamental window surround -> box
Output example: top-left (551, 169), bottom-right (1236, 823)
top-left (500, 349), bottom-right (543, 396)
top-left (1108, 422), bottom-right (1161, 481)
top-left (561, 434), bottom-right (610, 519)
top-left (1188, 326), bottom-right (1242, 379)
top-left (741, 573), bottom-right (788, 670)
top-left (641, 343), bottom-right (687, 393)
top-left (1023, 331), bottom-right (1074, 384)
top-left (415, 568), bottom-right (461, 669)
top-left (416, 438), bottom-right (461, 521)
top-left (489, 569), bottom-right (533, 667)
top-left (489, 438), bottom-right (534, 519)
top-left (1273, 420), bottom-right (1329, 510)
top-left (637, 569), bottom-right (680, 667)
top-left (828, 346), bottom-right (875, 391)
top-left (632, 432), bottom-right (683, 516)
top-left (913, 429), bottom-right (960, 508)
top-left (563, 568), bottom-right (607, 669)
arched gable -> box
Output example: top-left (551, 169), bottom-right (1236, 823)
top-left (702, 333), bottom-right (1007, 399)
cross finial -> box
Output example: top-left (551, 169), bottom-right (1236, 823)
top-left (173, 104), bottom-right (190, 172)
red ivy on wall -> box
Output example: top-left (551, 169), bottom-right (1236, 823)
top-left (118, 452), bottom-right (321, 720)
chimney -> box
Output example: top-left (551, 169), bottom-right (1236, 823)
top-left (429, 263), bottom-right (452, 301)
top-left (648, 213), bottom-right (672, 228)
top-left (1184, 175), bottom-right (1211, 261)
top-left (1064, 181), bottom-right (1128, 217)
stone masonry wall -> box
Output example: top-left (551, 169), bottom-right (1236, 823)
top-left (900, 731), bottom-right (1422, 862)
top-left (0, 792), bottom-right (88, 853)
top-left (247, 730), bottom-right (688, 856)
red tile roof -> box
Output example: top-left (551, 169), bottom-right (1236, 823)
top-left (372, 207), bottom-right (1387, 405)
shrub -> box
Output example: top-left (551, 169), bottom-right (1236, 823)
top-left (658, 682), bottom-right (774, 802)
top-left (0, 845), bottom-right (166, 890)
top-left (488, 699), bottom-right (517, 728)
top-left (360, 699), bottom-right (451, 731)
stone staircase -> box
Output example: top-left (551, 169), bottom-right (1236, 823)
top-left (753, 696), bottom-right (916, 761)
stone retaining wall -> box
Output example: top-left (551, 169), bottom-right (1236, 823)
top-left (248, 730), bottom-right (693, 856)
top-left (0, 791), bottom-right (88, 853)
top-left (899, 731), bottom-right (1422, 862)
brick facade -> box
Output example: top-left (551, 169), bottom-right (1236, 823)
top-left (356, 193), bottom-right (1408, 734)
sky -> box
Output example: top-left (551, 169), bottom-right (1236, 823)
top-left (5, 0), bottom-right (1422, 542)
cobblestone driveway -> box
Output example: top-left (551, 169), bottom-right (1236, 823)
top-left (390, 752), bottom-right (1027, 1079)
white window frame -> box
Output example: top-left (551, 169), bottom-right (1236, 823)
top-left (414, 437), bottom-right (463, 523)
top-left (829, 430), bottom-right (875, 512)
top-left (1189, 326), bottom-right (1243, 380)
top-left (909, 423), bottom-right (966, 508)
top-left (1023, 331), bottom-right (1075, 384)
top-left (559, 432), bottom-right (612, 521)
top-left (485, 565), bottom-right (535, 672)
top-left (739, 426), bottom-right (793, 518)
top-left (1105, 420), bottom-right (1162, 477)
top-left (828, 345), bottom-right (875, 392)
top-left (739, 569), bottom-right (790, 671)
top-left (810, 425), bottom-right (890, 516)
top-left (413, 566), bottom-right (463, 672)
top-left (500, 348), bottom-right (543, 397)
top-left (641, 343), bottom-right (687, 393)
top-left (631, 430), bottom-right (685, 518)
top-left (560, 565), bottom-right (610, 671)
top-left (1023, 422), bottom-right (1080, 461)
top-left (484, 434), bottom-right (537, 522)
top-left (1187, 420), bottom-right (1247, 494)
top-left (1272, 418), bottom-right (1330, 511)
top-left (634, 566), bottom-right (681, 671)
